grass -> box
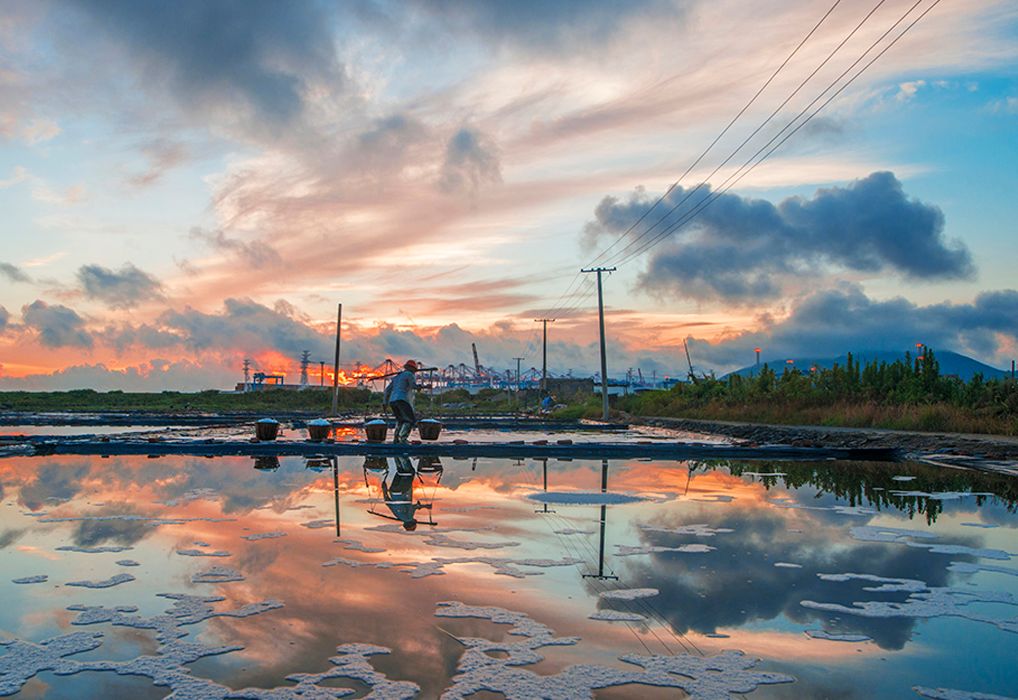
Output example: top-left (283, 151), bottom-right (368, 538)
top-left (617, 396), bottom-right (1018, 436)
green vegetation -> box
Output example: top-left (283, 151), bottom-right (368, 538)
top-left (722, 460), bottom-right (1018, 524)
top-left (0, 387), bottom-right (374, 414)
top-left (618, 349), bottom-right (1018, 435)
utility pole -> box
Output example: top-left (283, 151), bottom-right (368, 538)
top-left (330, 303), bottom-right (342, 416)
top-left (319, 361), bottom-right (325, 386)
top-left (512, 357), bottom-right (524, 407)
top-left (534, 318), bottom-right (555, 396)
top-left (581, 267), bottom-right (615, 421)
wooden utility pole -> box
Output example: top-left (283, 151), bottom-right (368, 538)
top-left (512, 356), bottom-right (524, 407)
top-left (581, 267), bottom-right (615, 421)
top-left (330, 303), bottom-right (342, 416)
top-left (534, 318), bottom-right (555, 395)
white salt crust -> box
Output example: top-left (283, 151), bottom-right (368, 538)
top-left (0, 593), bottom-right (422, 699)
top-left (322, 555), bottom-right (583, 579)
top-left (849, 525), bottom-right (1013, 561)
top-left (599, 588), bottom-right (660, 601)
top-left (56, 545), bottom-right (133, 554)
top-left (176, 549), bottom-right (231, 558)
top-left (802, 573), bottom-right (1018, 634)
top-left (913, 687), bottom-right (1016, 700)
top-left (241, 531), bottom-right (287, 541)
top-left (191, 566), bottom-right (245, 584)
top-left (300, 519), bottom-right (335, 529)
top-left (615, 543), bottom-right (715, 556)
top-left (640, 524), bottom-right (734, 537)
top-left (66, 573), bottom-right (135, 589)
top-left (12, 575), bottom-right (48, 584)
top-left (435, 600), bottom-right (794, 699)
top-left (589, 610), bottom-right (647, 622)
top-left (527, 491), bottom-right (649, 505)
top-left (804, 630), bottom-right (872, 642)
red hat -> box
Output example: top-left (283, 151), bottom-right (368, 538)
top-left (404, 360), bottom-right (419, 371)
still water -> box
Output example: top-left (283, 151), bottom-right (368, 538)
top-left (1, 451), bottom-right (1016, 698)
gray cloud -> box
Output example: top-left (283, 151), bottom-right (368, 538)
top-left (21, 300), bottom-right (93, 348)
top-left (190, 227), bottom-right (282, 269)
top-left (160, 298), bottom-right (332, 357)
top-left (66, 0), bottom-right (342, 129)
top-left (411, 0), bottom-right (680, 52)
top-left (77, 263), bottom-right (163, 309)
top-left (584, 172), bottom-right (974, 302)
top-left (691, 284), bottom-right (1018, 370)
top-left (439, 127), bottom-right (502, 195)
top-left (127, 138), bottom-right (188, 187)
top-left (0, 262), bottom-right (31, 283)
top-left (0, 306), bottom-right (9, 333)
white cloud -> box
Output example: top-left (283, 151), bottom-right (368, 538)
top-left (21, 117), bottom-right (61, 144)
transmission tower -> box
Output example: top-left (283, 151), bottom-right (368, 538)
top-left (299, 350), bottom-right (311, 387)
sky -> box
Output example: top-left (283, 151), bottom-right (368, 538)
top-left (0, 0), bottom-right (1017, 390)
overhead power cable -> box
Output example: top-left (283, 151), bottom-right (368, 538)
top-left (599, 0), bottom-right (889, 269)
top-left (608, 0), bottom-right (939, 269)
top-left (582, 0), bottom-right (845, 271)
top-left (536, 0), bottom-right (844, 319)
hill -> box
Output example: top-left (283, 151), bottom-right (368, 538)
top-left (725, 349), bottom-right (1009, 382)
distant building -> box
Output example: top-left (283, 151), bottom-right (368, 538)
top-left (545, 377), bottom-right (594, 400)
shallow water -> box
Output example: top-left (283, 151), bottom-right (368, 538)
top-left (1, 448), bottom-right (1016, 698)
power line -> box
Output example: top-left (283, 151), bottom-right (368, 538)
top-left (536, 0), bottom-right (846, 321)
top-left (599, 0), bottom-right (892, 269)
top-left (609, 0), bottom-right (937, 269)
top-left (581, 0), bottom-right (846, 272)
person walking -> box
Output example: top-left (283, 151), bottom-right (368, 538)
top-left (384, 360), bottom-right (420, 444)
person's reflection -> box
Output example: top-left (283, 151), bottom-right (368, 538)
top-left (381, 455), bottom-right (427, 531)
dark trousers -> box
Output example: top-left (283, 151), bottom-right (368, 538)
top-left (390, 400), bottom-right (416, 425)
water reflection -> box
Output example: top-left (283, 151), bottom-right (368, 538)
top-left (0, 453), bottom-right (1015, 699)
top-left (362, 456), bottom-right (443, 530)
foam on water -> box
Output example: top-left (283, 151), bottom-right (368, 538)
top-left (589, 610), bottom-right (647, 622)
top-left (12, 575), bottom-right (48, 584)
top-left (615, 543), bottom-right (715, 556)
top-left (599, 588), bottom-right (659, 600)
top-left (56, 545), bottom-right (133, 554)
top-left (640, 523), bottom-right (734, 537)
top-left (913, 687), bottom-right (1016, 700)
top-left (527, 491), bottom-right (649, 505)
top-left (176, 548), bottom-right (231, 557)
top-left (66, 573), bottom-right (135, 589)
top-left (802, 578), bottom-right (1018, 634)
top-left (322, 555), bottom-right (583, 579)
top-left (241, 530), bottom-right (287, 541)
top-left (849, 526), bottom-right (1013, 561)
top-left (301, 519), bottom-right (335, 529)
top-left (191, 566), bottom-right (245, 584)
top-left (805, 630), bottom-right (872, 642)
top-left (435, 600), bottom-right (794, 698)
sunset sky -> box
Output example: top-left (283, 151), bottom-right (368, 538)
top-left (1, 0), bottom-right (1016, 389)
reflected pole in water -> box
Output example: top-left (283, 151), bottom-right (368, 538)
top-left (332, 458), bottom-right (341, 537)
top-left (534, 459), bottom-right (556, 514)
top-left (583, 459), bottom-right (617, 581)
top-left (330, 303), bottom-right (342, 416)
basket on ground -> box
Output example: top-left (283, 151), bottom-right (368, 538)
top-left (364, 419), bottom-right (388, 443)
top-left (307, 419), bottom-right (331, 442)
top-left (418, 419), bottom-right (443, 441)
top-left (255, 419), bottom-right (279, 441)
